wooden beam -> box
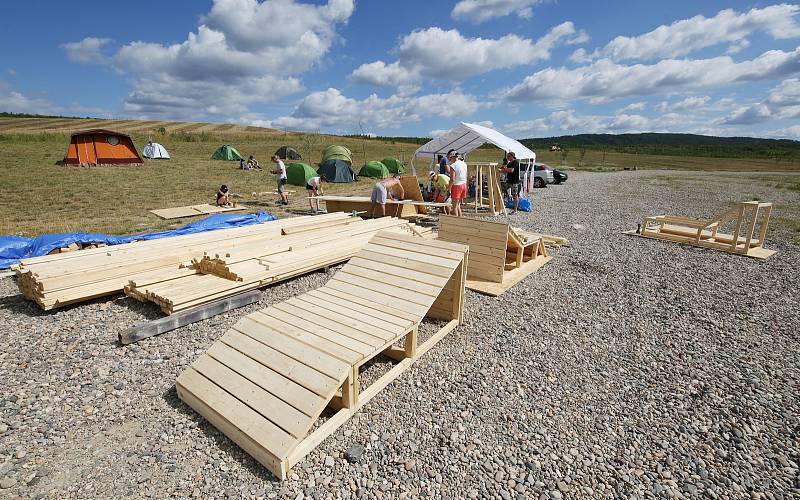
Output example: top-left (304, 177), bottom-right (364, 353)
top-left (119, 290), bottom-right (261, 344)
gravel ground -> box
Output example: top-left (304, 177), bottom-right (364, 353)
top-left (1, 169), bottom-right (798, 499)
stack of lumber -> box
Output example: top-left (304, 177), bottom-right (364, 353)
top-left (126, 216), bottom-right (419, 314)
top-left (14, 213), bottom-right (398, 311)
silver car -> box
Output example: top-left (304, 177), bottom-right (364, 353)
top-left (532, 162), bottom-right (555, 188)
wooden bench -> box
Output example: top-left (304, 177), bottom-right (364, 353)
top-left (437, 215), bottom-right (551, 296)
top-left (176, 231), bottom-right (468, 479)
top-left (628, 201), bottom-right (776, 259)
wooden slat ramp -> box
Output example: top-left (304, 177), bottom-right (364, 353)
top-left (437, 215), bottom-right (552, 296)
top-left (176, 231), bottom-right (468, 479)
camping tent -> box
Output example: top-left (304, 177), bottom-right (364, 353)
top-left (318, 159), bottom-right (357, 183)
top-left (286, 162), bottom-right (317, 186)
top-left (143, 142), bottom-right (170, 159)
top-left (211, 145), bottom-right (243, 161)
top-left (359, 160), bottom-right (390, 178)
top-left (63, 129), bottom-right (143, 166)
top-left (411, 122), bottom-right (536, 174)
top-left (381, 157), bottom-right (405, 174)
top-left (321, 145), bottom-right (352, 165)
top-left (275, 145), bottom-right (302, 160)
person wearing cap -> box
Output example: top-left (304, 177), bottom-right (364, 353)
top-left (447, 150), bottom-right (468, 217)
top-left (429, 170), bottom-right (451, 214)
top-left (370, 173), bottom-right (405, 218)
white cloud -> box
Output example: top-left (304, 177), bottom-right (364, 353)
top-left (270, 88), bottom-right (480, 131)
top-left (717, 103), bottom-right (773, 125)
top-left (61, 37), bottom-right (113, 64)
top-left (655, 95), bottom-right (711, 113)
top-left (496, 47), bottom-right (800, 103)
top-left (766, 124), bottom-right (800, 138)
top-left (0, 82), bottom-right (57, 114)
top-left (351, 22), bottom-right (578, 89)
top-left (504, 109), bottom-right (690, 136)
top-left (67, 0), bottom-right (354, 119)
top-left (451, 0), bottom-right (543, 23)
top-left (584, 5), bottom-right (800, 62)
top-left (429, 129), bottom-right (449, 137)
top-left (617, 101), bottom-right (646, 113)
top-left (717, 78), bottom-right (800, 125)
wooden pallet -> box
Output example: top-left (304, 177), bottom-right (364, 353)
top-left (176, 232), bottom-right (468, 479)
top-left (437, 215), bottom-right (551, 296)
top-left (625, 201), bottom-right (776, 259)
top-left (317, 196), bottom-right (449, 218)
top-left (150, 203), bottom-right (247, 219)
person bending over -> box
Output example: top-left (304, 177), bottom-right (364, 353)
top-left (370, 174), bottom-right (404, 218)
top-left (216, 185), bottom-right (233, 207)
top-left (306, 174), bottom-right (326, 212)
top-left (271, 155), bottom-right (289, 206)
top-left (429, 170), bottom-right (451, 215)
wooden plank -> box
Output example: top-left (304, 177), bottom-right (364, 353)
top-left (222, 329), bottom-right (339, 398)
top-left (282, 297), bottom-right (396, 343)
top-left (317, 287), bottom-right (421, 323)
top-left (465, 255), bottom-right (552, 296)
top-left (345, 257), bottom-right (449, 287)
top-left (119, 290), bottom-right (261, 344)
top-left (206, 342), bottom-right (325, 417)
top-left (350, 252), bottom-right (454, 279)
top-left (297, 292), bottom-right (411, 331)
top-left (191, 354), bottom-right (310, 438)
top-left (247, 311), bottom-right (362, 365)
top-left (262, 306), bottom-right (375, 357)
top-left (329, 273), bottom-right (432, 307)
top-left (338, 266), bottom-right (442, 297)
top-left (234, 315), bottom-right (350, 380)
top-left (176, 368), bottom-right (293, 465)
top-left (370, 235), bottom-right (466, 261)
top-left (324, 279), bottom-right (430, 317)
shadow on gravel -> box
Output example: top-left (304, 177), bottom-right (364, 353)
top-left (0, 293), bottom-right (49, 317)
top-left (161, 386), bottom-right (282, 483)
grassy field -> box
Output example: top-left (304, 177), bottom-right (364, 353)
top-left (1, 116), bottom-right (799, 237)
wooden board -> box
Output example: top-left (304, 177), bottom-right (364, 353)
top-left (150, 204), bottom-right (247, 219)
top-left (176, 232), bottom-right (469, 479)
top-left (466, 255), bottom-right (553, 296)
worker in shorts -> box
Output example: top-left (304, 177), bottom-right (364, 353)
top-left (370, 174), bottom-right (404, 218)
top-left (270, 155), bottom-right (289, 206)
top-left (306, 174), bottom-right (327, 213)
top-left (446, 150), bottom-right (468, 217)
top-left (428, 170), bottom-right (450, 214)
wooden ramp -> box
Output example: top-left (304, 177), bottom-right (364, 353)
top-left (626, 201), bottom-right (776, 259)
top-left (150, 203), bottom-right (247, 219)
top-left (437, 215), bottom-right (551, 296)
top-left (176, 231), bottom-right (468, 479)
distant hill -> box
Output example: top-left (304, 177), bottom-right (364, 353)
top-left (522, 133), bottom-right (800, 160)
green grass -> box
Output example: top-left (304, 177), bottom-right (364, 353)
top-left (2, 116), bottom-right (800, 238)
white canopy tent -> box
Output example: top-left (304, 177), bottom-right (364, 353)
top-left (411, 122), bottom-right (535, 174)
top-left (142, 142), bottom-right (171, 160)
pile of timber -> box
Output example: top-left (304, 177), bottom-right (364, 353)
top-left (125, 215), bottom-right (420, 314)
top-left (14, 213), bottom-right (421, 312)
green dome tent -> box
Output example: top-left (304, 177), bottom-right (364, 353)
top-left (286, 162), bottom-right (317, 186)
top-left (318, 159), bottom-right (357, 183)
top-left (381, 156), bottom-right (406, 174)
top-left (321, 145), bottom-right (352, 164)
top-left (211, 145), bottom-right (243, 161)
top-left (359, 160), bottom-right (390, 178)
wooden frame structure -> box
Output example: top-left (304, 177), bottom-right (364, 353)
top-left (437, 215), bottom-right (551, 296)
top-left (317, 176), bottom-right (448, 218)
top-left (176, 232), bottom-right (468, 479)
top-left (469, 162), bottom-right (506, 216)
top-left (629, 201), bottom-right (776, 259)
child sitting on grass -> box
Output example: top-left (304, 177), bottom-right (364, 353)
top-left (216, 185), bottom-right (234, 207)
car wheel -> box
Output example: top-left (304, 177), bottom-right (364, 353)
top-left (534, 178), bottom-right (545, 188)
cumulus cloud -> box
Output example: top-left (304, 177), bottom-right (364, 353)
top-left (61, 37), bottom-right (113, 64)
top-left (616, 101), bottom-right (646, 113)
top-left (496, 47), bottom-right (800, 103)
top-left (503, 109), bottom-right (689, 136)
top-left (351, 22), bottom-right (579, 89)
top-left (65, 0), bottom-right (353, 119)
top-left (0, 81), bottom-right (57, 114)
top-left (583, 5), bottom-right (800, 62)
top-left (654, 95), bottom-right (711, 113)
top-left (270, 88), bottom-right (480, 131)
top-left (451, 0), bottom-right (543, 23)
top-left (717, 78), bottom-right (800, 125)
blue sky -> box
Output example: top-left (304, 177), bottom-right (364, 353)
top-left (2, 1), bottom-right (799, 139)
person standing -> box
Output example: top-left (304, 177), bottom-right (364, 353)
top-left (306, 174), bottom-right (326, 212)
top-left (500, 151), bottom-right (521, 213)
top-left (271, 155), bottom-right (289, 205)
top-left (447, 150), bottom-right (468, 217)
top-left (438, 154), bottom-right (448, 175)
top-left (370, 174), bottom-right (405, 218)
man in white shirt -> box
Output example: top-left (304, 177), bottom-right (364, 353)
top-left (446, 150), bottom-right (468, 217)
top-left (270, 155), bottom-right (288, 206)
top-left (306, 174), bottom-right (326, 212)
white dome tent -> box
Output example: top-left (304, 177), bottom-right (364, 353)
top-left (411, 122), bottom-right (536, 188)
top-left (142, 142), bottom-right (171, 160)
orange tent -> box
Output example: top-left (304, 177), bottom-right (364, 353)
top-left (63, 129), bottom-right (143, 166)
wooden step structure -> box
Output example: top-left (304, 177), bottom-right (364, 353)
top-left (437, 215), bottom-right (551, 296)
top-left (150, 203), bottom-right (247, 219)
top-left (470, 162), bottom-right (506, 216)
top-left (176, 232), bottom-right (468, 479)
top-left (627, 201), bottom-right (776, 259)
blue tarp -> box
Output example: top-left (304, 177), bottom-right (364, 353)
top-left (0, 211), bottom-right (277, 269)
top-left (505, 197), bottom-right (532, 212)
